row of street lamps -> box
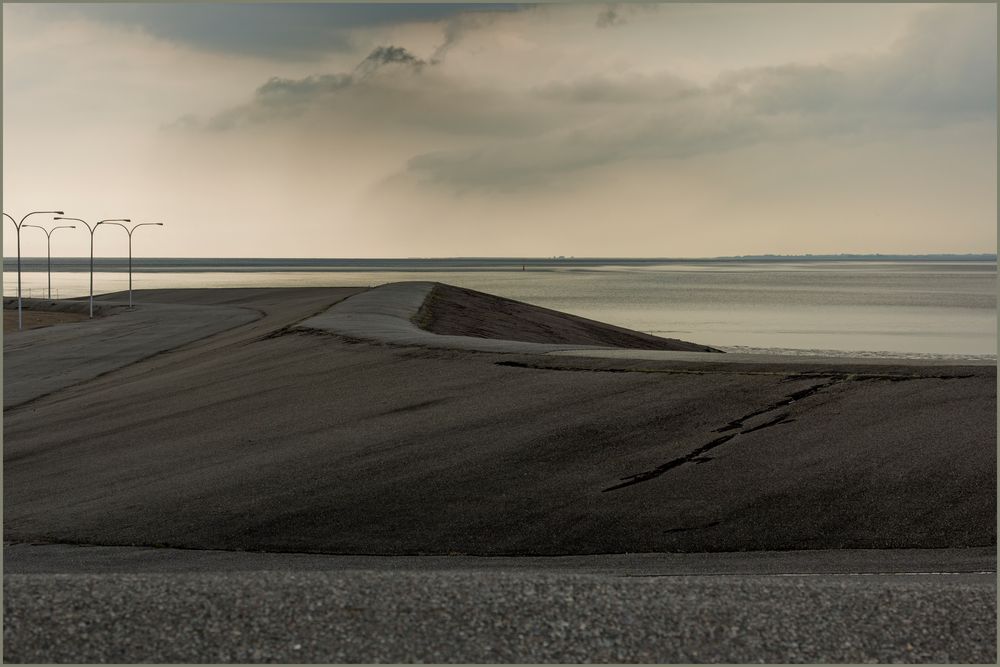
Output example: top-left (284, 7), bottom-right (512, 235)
top-left (3, 210), bottom-right (163, 330)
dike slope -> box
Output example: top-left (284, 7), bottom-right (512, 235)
top-left (3, 286), bottom-right (996, 556)
top-left (299, 281), bottom-right (720, 354)
top-left (415, 283), bottom-right (720, 352)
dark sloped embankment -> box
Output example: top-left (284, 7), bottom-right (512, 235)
top-left (3, 287), bottom-right (995, 556)
top-left (414, 283), bottom-right (721, 352)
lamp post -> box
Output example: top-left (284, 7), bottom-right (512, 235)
top-left (100, 222), bottom-right (163, 308)
top-left (54, 216), bottom-right (130, 318)
top-left (2, 210), bottom-right (64, 330)
top-left (21, 223), bottom-right (77, 299)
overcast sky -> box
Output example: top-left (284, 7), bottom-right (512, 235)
top-left (3, 2), bottom-right (996, 258)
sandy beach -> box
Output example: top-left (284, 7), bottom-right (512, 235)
top-left (3, 284), bottom-right (996, 662)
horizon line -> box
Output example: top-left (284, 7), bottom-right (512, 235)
top-left (2, 253), bottom-right (997, 262)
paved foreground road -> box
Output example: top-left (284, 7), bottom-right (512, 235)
top-left (4, 568), bottom-right (994, 663)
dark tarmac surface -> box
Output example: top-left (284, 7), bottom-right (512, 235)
top-left (3, 286), bottom-right (996, 662)
top-left (4, 288), bottom-right (996, 555)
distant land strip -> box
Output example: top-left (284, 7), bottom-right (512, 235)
top-left (3, 254), bottom-right (996, 271)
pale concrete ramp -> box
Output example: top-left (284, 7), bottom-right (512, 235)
top-left (3, 298), bottom-right (260, 408)
top-left (549, 348), bottom-right (999, 366)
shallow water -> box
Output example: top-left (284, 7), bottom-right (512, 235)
top-left (3, 259), bottom-right (996, 359)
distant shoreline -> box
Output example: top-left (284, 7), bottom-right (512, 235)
top-left (2, 254), bottom-right (996, 271)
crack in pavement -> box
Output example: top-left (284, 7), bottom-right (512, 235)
top-left (603, 375), bottom-right (855, 493)
top-left (712, 376), bottom-right (844, 433)
top-left (492, 361), bottom-right (978, 494)
top-left (603, 434), bottom-right (739, 492)
top-left (664, 521), bottom-right (722, 534)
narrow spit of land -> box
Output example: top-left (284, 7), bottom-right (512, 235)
top-left (3, 284), bottom-right (995, 663)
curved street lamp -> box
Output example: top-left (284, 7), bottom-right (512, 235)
top-left (100, 222), bottom-right (163, 308)
top-left (2, 210), bottom-right (64, 330)
top-left (54, 216), bottom-right (130, 318)
top-left (21, 223), bottom-right (77, 299)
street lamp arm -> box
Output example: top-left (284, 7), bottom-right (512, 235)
top-left (22, 224), bottom-right (78, 238)
top-left (21, 224), bottom-right (50, 237)
top-left (54, 216), bottom-right (94, 232)
top-left (100, 221), bottom-right (131, 235)
top-left (19, 211), bottom-right (65, 226)
top-left (4, 211), bottom-right (63, 228)
top-left (130, 222), bottom-right (164, 234)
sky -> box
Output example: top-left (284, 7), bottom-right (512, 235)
top-left (2, 2), bottom-right (996, 258)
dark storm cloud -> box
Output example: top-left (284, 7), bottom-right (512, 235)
top-left (595, 5), bottom-right (625, 29)
top-left (355, 46), bottom-right (428, 77)
top-left (60, 3), bottom-right (528, 60)
top-left (178, 45), bottom-right (553, 137)
top-left (167, 4), bottom-right (995, 191)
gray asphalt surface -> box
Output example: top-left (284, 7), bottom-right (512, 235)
top-left (3, 296), bottom-right (259, 408)
top-left (5, 287), bottom-right (995, 555)
top-left (4, 569), bottom-right (995, 663)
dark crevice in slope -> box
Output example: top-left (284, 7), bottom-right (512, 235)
top-left (712, 377), bottom-right (844, 433)
top-left (663, 521), bottom-right (722, 534)
top-left (498, 360), bottom-right (979, 494)
top-left (603, 375), bottom-right (853, 492)
top-left (604, 434), bottom-right (738, 492)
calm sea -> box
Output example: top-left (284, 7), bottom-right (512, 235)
top-left (3, 258), bottom-right (996, 360)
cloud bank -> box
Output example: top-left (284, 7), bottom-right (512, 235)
top-left (51, 3), bottom-right (528, 60)
top-left (176, 4), bottom-right (995, 193)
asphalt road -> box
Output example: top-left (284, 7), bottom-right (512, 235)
top-left (4, 568), bottom-right (995, 663)
top-left (4, 287), bottom-right (995, 555)
top-left (2, 297), bottom-right (259, 408)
